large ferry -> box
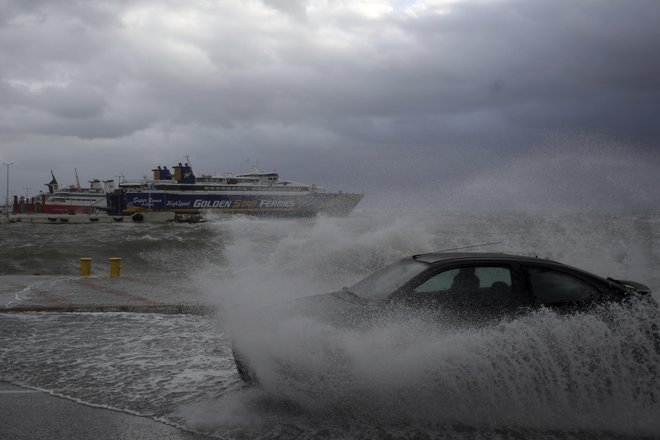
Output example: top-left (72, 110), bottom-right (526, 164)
top-left (107, 163), bottom-right (363, 218)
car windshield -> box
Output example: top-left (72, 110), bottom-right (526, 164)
top-left (348, 259), bottom-right (429, 300)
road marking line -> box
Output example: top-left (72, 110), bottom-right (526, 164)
top-left (0, 390), bottom-right (40, 394)
top-left (77, 280), bottom-right (157, 305)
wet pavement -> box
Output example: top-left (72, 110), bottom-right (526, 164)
top-left (0, 382), bottom-right (210, 440)
top-left (0, 275), bottom-right (217, 439)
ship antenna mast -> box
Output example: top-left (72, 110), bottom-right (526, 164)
top-left (74, 168), bottom-right (81, 188)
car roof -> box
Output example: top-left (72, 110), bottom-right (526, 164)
top-left (410, 251), bottom-right (615, 288)
top-left (411, 252), bottom-right (559, 265)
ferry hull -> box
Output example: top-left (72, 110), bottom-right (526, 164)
top-left (117, 191), bottom-right (363, 217)
top-left (40, 204), bottom-right (103, 215)
top-left (12, 193), bottom-right (108, 215)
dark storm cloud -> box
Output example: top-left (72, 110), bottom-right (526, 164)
top-left (1, 0), bottom-right (659, 209)
top-left (399, 0), bottom-right (660, 138)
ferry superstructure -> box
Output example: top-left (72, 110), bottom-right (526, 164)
top-left (42, 179), bottom-right (113, 214)
top-left (108, 163), bottom-right (363, 217)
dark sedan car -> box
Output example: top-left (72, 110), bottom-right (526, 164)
top-left (233, 252), bottom-right (655, 385)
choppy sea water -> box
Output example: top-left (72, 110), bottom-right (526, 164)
top-left (1, 210), bottom-right (659, 439)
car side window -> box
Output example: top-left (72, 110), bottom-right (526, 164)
top-left (524, 266), bottom-right (600, 305)
top-left (414, 268), bottom-right (459, 293)
top-left (414, 266), bottom-right (518, 306)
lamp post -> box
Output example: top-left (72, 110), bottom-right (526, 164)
top-left (3, 162), bottom-right (13, 218)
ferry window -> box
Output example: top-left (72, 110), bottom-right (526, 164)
top-left (525, 266), bottom-right (599, 305)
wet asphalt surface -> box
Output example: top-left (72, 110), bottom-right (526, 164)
top-left (0, 382), bottom-right (211, 440)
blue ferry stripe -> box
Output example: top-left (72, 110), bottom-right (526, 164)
top-left (124, 207), bottom-right (315, 212)
top-left (116, 164), bottom-right (363, 216)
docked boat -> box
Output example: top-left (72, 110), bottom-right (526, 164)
top-left (13, 170), bottom-right (114, 215)
top-left (107, 163), bottom-right (363, 218)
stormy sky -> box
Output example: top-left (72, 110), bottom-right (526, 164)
top-left (1, 0), bottom-right (659, 210)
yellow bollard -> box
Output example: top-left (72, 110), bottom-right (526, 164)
top-left (80, 258), bottom-right (92, 276)
top-left (109, 257), bottom-right (121, 278)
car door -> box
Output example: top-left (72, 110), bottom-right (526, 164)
top-left (521, 264), bottom-right (603, 308)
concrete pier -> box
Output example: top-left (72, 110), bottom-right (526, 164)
top-left (0, 211), bottom-right (177, 224)
top-left (0, 274), bottom-right (214, 314)
top-left (0, 214), bottom-right (119, 224)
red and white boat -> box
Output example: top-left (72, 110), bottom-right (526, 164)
top-left (13, 170), bottom-right (114, 215)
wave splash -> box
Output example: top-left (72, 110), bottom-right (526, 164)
top-left (221, 300), bottom-right (660, 436)
top-left (190, 212), bottom-right (660, 436)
